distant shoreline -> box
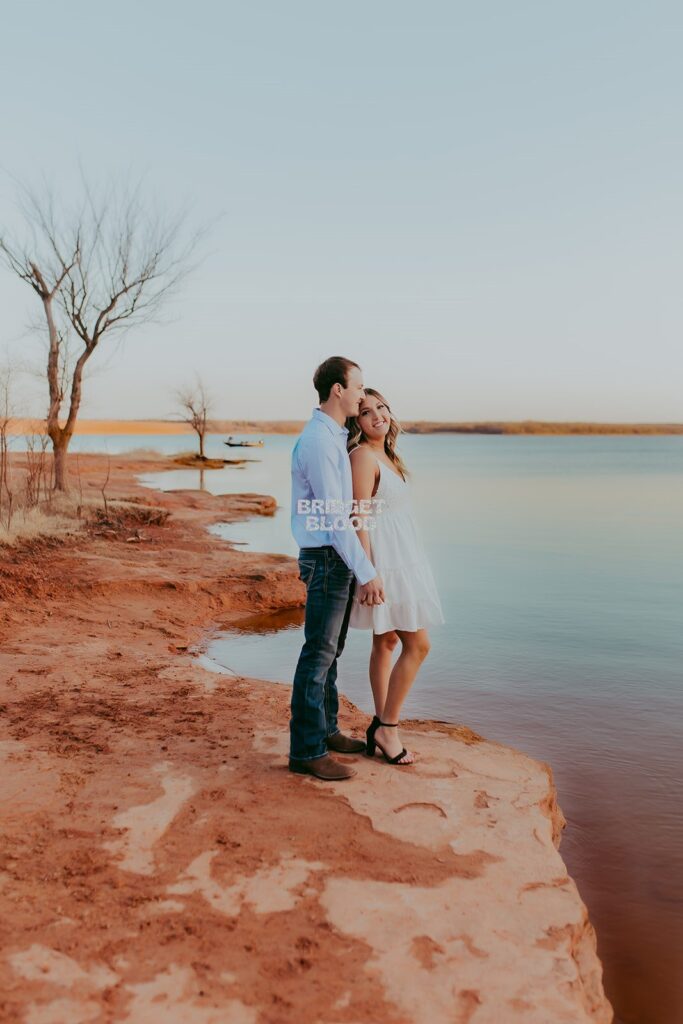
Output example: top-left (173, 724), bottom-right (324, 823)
top-left (8, 417), bottom-right (683, 436)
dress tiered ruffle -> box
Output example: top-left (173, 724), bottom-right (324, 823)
top-left (349, 457), bottom-right (445, 634)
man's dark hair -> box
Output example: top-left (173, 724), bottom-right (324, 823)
top-left (313, 356), bottom-right (360, 403)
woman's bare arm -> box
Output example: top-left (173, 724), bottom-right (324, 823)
top-left (349, 447), bottom-right (378, 563)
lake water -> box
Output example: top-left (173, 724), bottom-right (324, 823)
top-left (57, 432), bottom-right (683, 1023)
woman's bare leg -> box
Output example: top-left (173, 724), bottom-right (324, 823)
top-left (375, 628), bottom-right (431, 763)
top-left (370, 630), bottom-right (399, 716)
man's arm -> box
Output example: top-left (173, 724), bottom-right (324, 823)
top-left (297, 438), bottom-right (377, 585)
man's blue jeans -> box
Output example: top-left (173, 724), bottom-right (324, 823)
top-left (289, 545), bottom-right (356, 763)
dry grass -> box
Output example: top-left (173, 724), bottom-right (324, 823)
top-left (0, 493), bottom-right (171, 548)
top-left (0, 444), bottom-right (175, 547)
top-left (86, 502), bottom-right (170, 540)
top-left (0, 493), bottom-right (85, 547)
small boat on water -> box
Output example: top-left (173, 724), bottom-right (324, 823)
top-left (224, 436), bottom-right (264, 448)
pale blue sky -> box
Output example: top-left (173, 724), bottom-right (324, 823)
top-left (1, 1), bottom-right (681, 422)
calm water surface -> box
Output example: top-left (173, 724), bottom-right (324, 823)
top-left (65, 431), bottom-right (682, 1024)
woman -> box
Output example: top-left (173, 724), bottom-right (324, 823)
top-left (346, 388), bottom-right (445, 766)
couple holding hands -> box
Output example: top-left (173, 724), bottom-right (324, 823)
top-left (288, 356), bottom-right (444, 780)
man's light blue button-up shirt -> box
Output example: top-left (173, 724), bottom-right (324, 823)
top-left (291, 408), bottom-right (377, 586)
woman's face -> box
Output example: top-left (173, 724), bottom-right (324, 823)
top-left (358, 394), bottom-right (391, 442)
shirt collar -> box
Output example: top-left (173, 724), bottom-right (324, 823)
top-left (312, 407), bottom-right (349, 437)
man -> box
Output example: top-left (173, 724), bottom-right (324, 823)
top-left (289, 356), bottom-right (385, 781)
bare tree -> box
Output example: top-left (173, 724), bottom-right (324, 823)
top-left (175, 376), bottom-right (213, 460)
top-left (0, 173), bottom-right (204, 490)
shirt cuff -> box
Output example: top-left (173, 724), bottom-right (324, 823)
top-left (355, 563), bottom-right (377, 586)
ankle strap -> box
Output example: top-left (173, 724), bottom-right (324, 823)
top-left (379, 720), bottom-right (398, 727)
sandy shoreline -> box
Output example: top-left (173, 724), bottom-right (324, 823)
top-left (0, 453), bottom-right (613, 1023)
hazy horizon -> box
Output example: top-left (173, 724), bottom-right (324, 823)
top-left (10, 414), bottom-right (683, 429)
top-left (2, 2), bottom-right (681, 423)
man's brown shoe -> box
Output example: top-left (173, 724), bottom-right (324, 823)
top-left (326, 732), bottom-right (367, 754)
top-left (288, 753), bottom-right (356, 780)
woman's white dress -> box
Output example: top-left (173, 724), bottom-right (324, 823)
top-left (348, 451), bottom-right (445, 634)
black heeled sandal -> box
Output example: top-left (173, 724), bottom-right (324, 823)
top-left (365, 715), bottom-right (380, 752)
top-left (365, 717), bottom-right (414, 765)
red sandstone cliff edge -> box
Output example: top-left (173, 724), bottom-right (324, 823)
top-left (0, 453), bottom-right (613, 1023)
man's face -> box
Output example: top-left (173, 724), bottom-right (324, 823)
top-left (340, 365), bottom-right (366, 418)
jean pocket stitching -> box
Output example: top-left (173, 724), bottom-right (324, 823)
top-left (329, 559), bottom-right (353, 577)
top-left (298, 559), bottom-right (316, 585)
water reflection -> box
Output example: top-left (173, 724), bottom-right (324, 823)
top-left (154, 433), bottom-right (683, 1024)
top-left (224, 608), bottom-right (305, 633)
top-left (138, 433), bottom-right (297, 555)
top-left (208, 515), bottom-right (296, 556)
top-left (205, 602), bottom-right (683, 1024)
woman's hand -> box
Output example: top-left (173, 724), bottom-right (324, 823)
top-left (358, 575), bottom-right (385, 605)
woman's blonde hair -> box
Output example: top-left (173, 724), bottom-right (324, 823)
top-left (345, 387), bottom-right (410, 480)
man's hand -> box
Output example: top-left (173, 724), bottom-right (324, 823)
top-left (358, 575), bottom-right (385, 606)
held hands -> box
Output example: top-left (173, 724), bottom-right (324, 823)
top-left (358, 575), bottom-right (385, 606)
